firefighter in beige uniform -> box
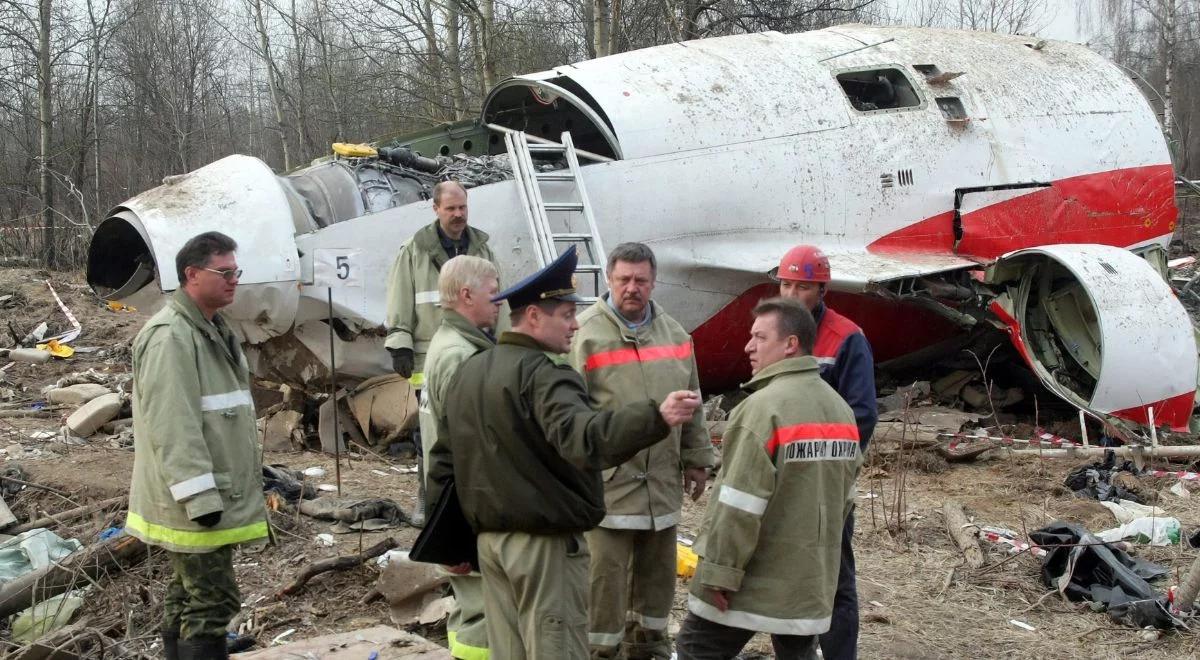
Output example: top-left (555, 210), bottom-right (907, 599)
top-left (676, 297), bottom-right (861, 660)
top-left (568, 243), bottom-right (714, 659)
top-left (125, 232), bottom-right (268, 660)
top-left (422, 256), bottom-right (503, 660)
top-left (384, 180), bottom-right (502, 523)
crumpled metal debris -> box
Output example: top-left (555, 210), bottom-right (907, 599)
top-left (1029, 522), bottom-right (1176, 629)
top-left (434, 153), bottom-right (513, 188)
top-left (432, 152), bottom-right (568, 188)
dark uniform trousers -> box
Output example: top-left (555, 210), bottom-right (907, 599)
top-left (820, 507), bottom-right (859, 660)
top-left (675, 613), bottom-right (817, 660)
top-left (162, 545), bottom-right (241, 640)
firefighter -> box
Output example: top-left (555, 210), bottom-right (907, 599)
top-left (125, 232), bottom-right (268, 660)
top-left (434, 245), bottom-right (702, 660)
top-left (676, 297), bottom-right (860, 660)
top-left (775, 244), bottom-right (878, 660)
top-left (384, 180), bottom-right (503, 524)
top-left (422, 255), bottom-right (503, 660)
top-left (568, 242), bottom-right (713, 659)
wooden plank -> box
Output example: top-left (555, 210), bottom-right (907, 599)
top-left (233, 625), bottom-right (450, 659)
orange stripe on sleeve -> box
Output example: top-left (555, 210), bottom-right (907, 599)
top-left (584, 341), bottom-right (693, 371)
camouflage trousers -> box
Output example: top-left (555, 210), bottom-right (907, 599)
top-left (162, 546), bottom-right (241, 639)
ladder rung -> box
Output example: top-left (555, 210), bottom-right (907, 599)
top-left (576, 296), bottom-right (599, 304)
top-left (544, 202), bottom-right (584, 212)
top-left (535, 171), bottom-right (575, 181)
top-left (575, 265), bottom-right (602, 273)
top-left (528, 144), bottom-right (566, 153)
top-left (553, 233), bottom-right (593, 241)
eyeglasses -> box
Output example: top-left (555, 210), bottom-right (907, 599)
top-left (201, 267), bottom-right (242, 282)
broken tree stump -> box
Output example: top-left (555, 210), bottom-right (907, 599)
top-left (277, 537), bottom-right (398, 598)
top-left (7, 495), bottom-right (126, 534)
top-left (0, 535), bottom-right (147, 618)
top-left (943, 500), bottom-right (985, 569)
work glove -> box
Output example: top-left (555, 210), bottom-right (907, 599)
top-left (390, 347), bottom-right (414, 378)
top-left (193, 511), bottom-right (222, 528)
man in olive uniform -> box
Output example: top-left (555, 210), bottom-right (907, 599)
top-left (676, 298), bottom-right (860, 660)
top-left (434, 245), bottom-right (703, 660)
top-left (569, 243), bottom-right (713, 659)
top-left (385, 180), bottom-right (502, 524)
top-left (125, 232), bottom-right (268, 660)
top-left (422, 255), bottom-right (503, 660)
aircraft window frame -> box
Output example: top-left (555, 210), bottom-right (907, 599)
top-left (833, 65), bottom-right (926, 115)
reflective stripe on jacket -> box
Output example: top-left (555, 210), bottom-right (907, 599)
top-left (569, 298), bottom-right (713, 530)
top-left (383, 220), bottom-right (500, 375)
top-left (689, 356), bottom-right (860, 634)
top-left (125, 290), bottom-right (267, 553)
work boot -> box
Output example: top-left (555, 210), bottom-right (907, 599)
top-left (161, 628), bottom-right (180, 660)
top-left (178, 635), bottom-right (229, 660)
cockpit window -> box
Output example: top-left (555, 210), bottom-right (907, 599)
top-left (836, 68), bottom-right (922, 113)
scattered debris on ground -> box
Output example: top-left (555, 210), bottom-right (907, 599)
top-left (6, 262), bottom-right (1200, 658)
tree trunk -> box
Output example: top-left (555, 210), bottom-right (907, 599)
top-left (1162, 0), bottom-right (1176, 159)
top-left (289, 0), bottom-right (312, 160)
top-left (594, 0), bottom-right (611, 58)
top-left (446, 0), bottom-right (467, 118)
top-left (480, 0), bottom-right (496, 90)
top-left (38, 0), bottom-right (55, 269)
top-left (609, 0), bottom-right (621, 54)
top-left (253, 0), bottom-right (291, 170)
top-left (315, 0), bottom-right (344, 141)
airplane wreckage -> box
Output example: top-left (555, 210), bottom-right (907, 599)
top-left (86, 25), bottom-right (1198, 437)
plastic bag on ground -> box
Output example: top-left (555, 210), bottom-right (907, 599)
top-left (0, 529), bottom-right (82, 586)
top-left (1099, 499), bottom-right (1167, 525)
top-left (1096, 517), bottom-right (1181, 545)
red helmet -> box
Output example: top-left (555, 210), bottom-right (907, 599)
top-left (775, 245), bottom-right (831, 283)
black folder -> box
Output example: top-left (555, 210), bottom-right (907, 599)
top-left (409, 478), bottom-right (479, 570)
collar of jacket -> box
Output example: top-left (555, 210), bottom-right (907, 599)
top-left (741, 355), bottom-right (820, 393)
top-left (812, 301), bottom-right (826, 325)
top-left (167, 289), bottom-right (238, 363)
top-left (442, 309), bottom-right (495, 351)
top-left (498, 331), bottom-right (569, 364)
top-left (600, 293), bottom-right (655, 333)
top-left (413, 220), bottom-right (491, 270)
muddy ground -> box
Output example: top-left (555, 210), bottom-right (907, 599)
top-left (3, 266), bottom-right (1200, 659)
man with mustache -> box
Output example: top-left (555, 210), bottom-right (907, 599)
top-left (384, 180), bottom-right (502, 525)
top-left (437, 245), bottom-right (703, 660)
top-left (569, 242), bottom-right (713, 659)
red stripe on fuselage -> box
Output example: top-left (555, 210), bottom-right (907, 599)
top-left (1110, 390), bottom-right (1196, 432)
top-left (867, 164), bottom-right (1176, 260)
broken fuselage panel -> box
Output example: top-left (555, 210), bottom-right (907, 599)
top-left (86, 25), bottom-right (1194, 432)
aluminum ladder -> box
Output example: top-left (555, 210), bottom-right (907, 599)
top-left (502, 129), bottom-right (607, 304)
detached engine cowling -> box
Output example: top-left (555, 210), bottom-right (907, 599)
top-left (87, 155), bottom-right (308, 343)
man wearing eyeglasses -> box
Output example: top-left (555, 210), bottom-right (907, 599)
top-left (125, 231), bottom-right (267, 660)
